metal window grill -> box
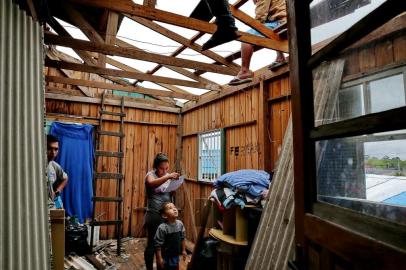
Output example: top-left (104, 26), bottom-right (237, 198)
top-left (199, 130), bottom-right (222, 182)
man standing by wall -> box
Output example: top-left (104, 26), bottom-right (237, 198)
top-left (47, 134), bottom-right (68, 208)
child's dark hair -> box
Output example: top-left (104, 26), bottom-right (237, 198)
top-left (153, 152), bottom-right (169, 169)
top-left (47, 134), bottom-right (59, 144)
top-left (159, 201), bottom-right (172, 215)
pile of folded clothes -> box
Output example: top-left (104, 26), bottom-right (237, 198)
top-left (209, 169), bottom-right (272, 210)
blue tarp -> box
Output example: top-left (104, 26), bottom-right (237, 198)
top-left (50, 122), bottom-right (94, 223)
top-left (213, 169), bottom-right (271, 197)
top-left (384, 191), bottom-right (406, 206)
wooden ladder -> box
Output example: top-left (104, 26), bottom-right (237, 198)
top-left (90, 91), bottom-right (125, 255)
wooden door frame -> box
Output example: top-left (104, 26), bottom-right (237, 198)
top-left (287, 0), bottom-right (406, 268)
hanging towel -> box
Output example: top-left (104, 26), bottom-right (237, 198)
top-left (50, 122), bottom-right (94, 223)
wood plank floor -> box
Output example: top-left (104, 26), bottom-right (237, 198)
top-left (106, 238), bottom-right (190, 270)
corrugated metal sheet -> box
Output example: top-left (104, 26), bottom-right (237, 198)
top-left (245, 60), bottom-right (345, 270)
top-left (0, 1), bottom-right (49, 270)
top-left (245, 120), bottom-right (295, 270)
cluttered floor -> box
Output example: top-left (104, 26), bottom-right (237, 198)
top-left (64, 238), bottom-right (191, 270)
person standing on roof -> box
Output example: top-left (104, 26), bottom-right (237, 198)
top-left (229, 0), bottom-right (287, 85)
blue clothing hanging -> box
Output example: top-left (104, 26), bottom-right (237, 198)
top-left (50, 122), bottom-right (94, 223)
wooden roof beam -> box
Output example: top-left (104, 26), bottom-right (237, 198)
top-left (229, 4), bottom-right (284, 41)
top-left (50, 10), bottom-right (177, 104)
top-left (45, 59), bottom-right (222, 91)
top-left (67, 0), bottom-right (288, 51)
top-left (104, 11), bottom-right (119, 66)
top-left (61, 2), bottom-right (107, 67)
top-left (114, 38), bottom-right (222, 88)
top-left (47, 17), bottom-right (97, 65)
top-left (45, 92), bottom-right (180, 113)
top-left (129, 16), bottom-right (240, 72)
top-left (136, 0), bottom-right (251, 82)
top-left (44, 33), bottom-right (237, 75)
top-left (143, 0), bottom-right (156, 8)
top-left (45, 75), bottom-right (199, 100)
top-left (46, 53), bottom-right (94, 97)
top-left (101, 56), bottom-right (192, 95)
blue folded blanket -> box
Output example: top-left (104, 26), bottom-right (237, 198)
top-left (213, 169), bottom-right (271, 197)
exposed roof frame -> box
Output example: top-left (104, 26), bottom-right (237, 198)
top-left (44, 33), bottom-right (238, 75)
top-left (134, 0), bottom-right (263, 85)
top-left (45, 75), bottom-right (199, 100)
top-left (45, 59), bottom-right (222, 91)
top-left (130, 15), bottom-right (240, 72)
top-left (114, 38), bottom-right (222, 88)
top-left (45, 0), bottom-right (289, 103)
top-left (49, 9), bottom-right (178, 104)
top-left (67, 0), bottom-right (287, 51)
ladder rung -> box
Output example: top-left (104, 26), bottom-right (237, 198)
top-left (95, 151), bottom-right (124, 158)
top-left (94, 172), bottom-right (123, 179)
top-left (91, 220), bottom-right (123, 226)
top-left (98, 130), bottom-right (124, 137)
top-left (100, 110), bottom-right (126, 117)
top-left (92, 197), bottom-right (123, 202)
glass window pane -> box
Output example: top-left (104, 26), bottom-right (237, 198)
top-left (338, 85), bottom-right (364, 120)
top-left (316, 131), bottom-right (406, 225)
top-left (369, 74), bottom-right (405, 113)
top-left (310, 0), bottom-right (387, 46)
top-left (199, 130), bottom-right (222, 182)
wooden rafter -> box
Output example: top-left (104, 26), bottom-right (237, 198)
top-left (49, 11), bottom-right (178, 104)
top-left (182, 65), bottom-right (290, 112)
top-left (229, 5), bottom-right (283, 41)
top-left (100, 11), bottom-right (119, 67)
top-left (102, 56), bottom-right (193, 95)
top-left (195, 46), bottom-right (263, 76)
top-left (139, 0), bottom-right (250, 83)
top-left (143, 0), bottom-right (156, 8)
top-left (47, 54), bottom-right (94, 97)
top-left (61, 2), bottom-right (108, 67)
top-left (44, 33), bottom-right (237, 75)
top-left (45, 59), bottom-right (222, 91)
top-left (105, 11), bottom-right (119, 46)
top-left (67, 0), bottom-right (288, 51)
top-left (48, 17), bottom-right (97, 65)
top-left (129, 16), bottom-right (240, 72)
top-left (49, 17), bottom-right (168, 101)
top-left (114, 38), bottom-right (222, 87)
top-left (45, 75), bottom-right (199, 100)
top-left (46, 92), bottom-right (180, 113)
top-left (26, 0), bottom-right (38, 21)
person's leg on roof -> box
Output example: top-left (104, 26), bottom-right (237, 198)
top-left (201, 0), bottom-right (241, 51)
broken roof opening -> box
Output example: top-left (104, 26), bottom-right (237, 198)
top-left (43, 0), bottom-right (289, 106)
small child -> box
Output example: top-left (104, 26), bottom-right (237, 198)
top-left (154, 202), bottom-right (187, 270)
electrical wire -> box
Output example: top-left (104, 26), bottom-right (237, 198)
top-left (54, 24), bottom-right (236, 56)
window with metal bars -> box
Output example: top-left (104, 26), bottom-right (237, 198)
top-left (198, 130), bottom-right (222, 182)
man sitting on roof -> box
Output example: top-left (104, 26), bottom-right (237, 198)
top-left (229, 0), bottom-right (287, 85)
top-left (201, 0), bottom-right (242, 51)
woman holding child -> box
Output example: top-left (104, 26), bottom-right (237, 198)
top-left (144, 153), bottom-right (180, 270)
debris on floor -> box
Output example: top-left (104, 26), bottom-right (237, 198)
top-left (64, 237), bottom-right (191, 270)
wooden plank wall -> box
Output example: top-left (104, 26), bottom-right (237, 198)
top-left (45, 66), bottom-right (292, 241)
top-left (46, 98), bottom-right (179, 239)
top-left (178, 73), bottom-right (291, 241)
top-left (268, 75), bottom-right (291, 171)
top-left (341, 26), bottom-right (406, 80)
